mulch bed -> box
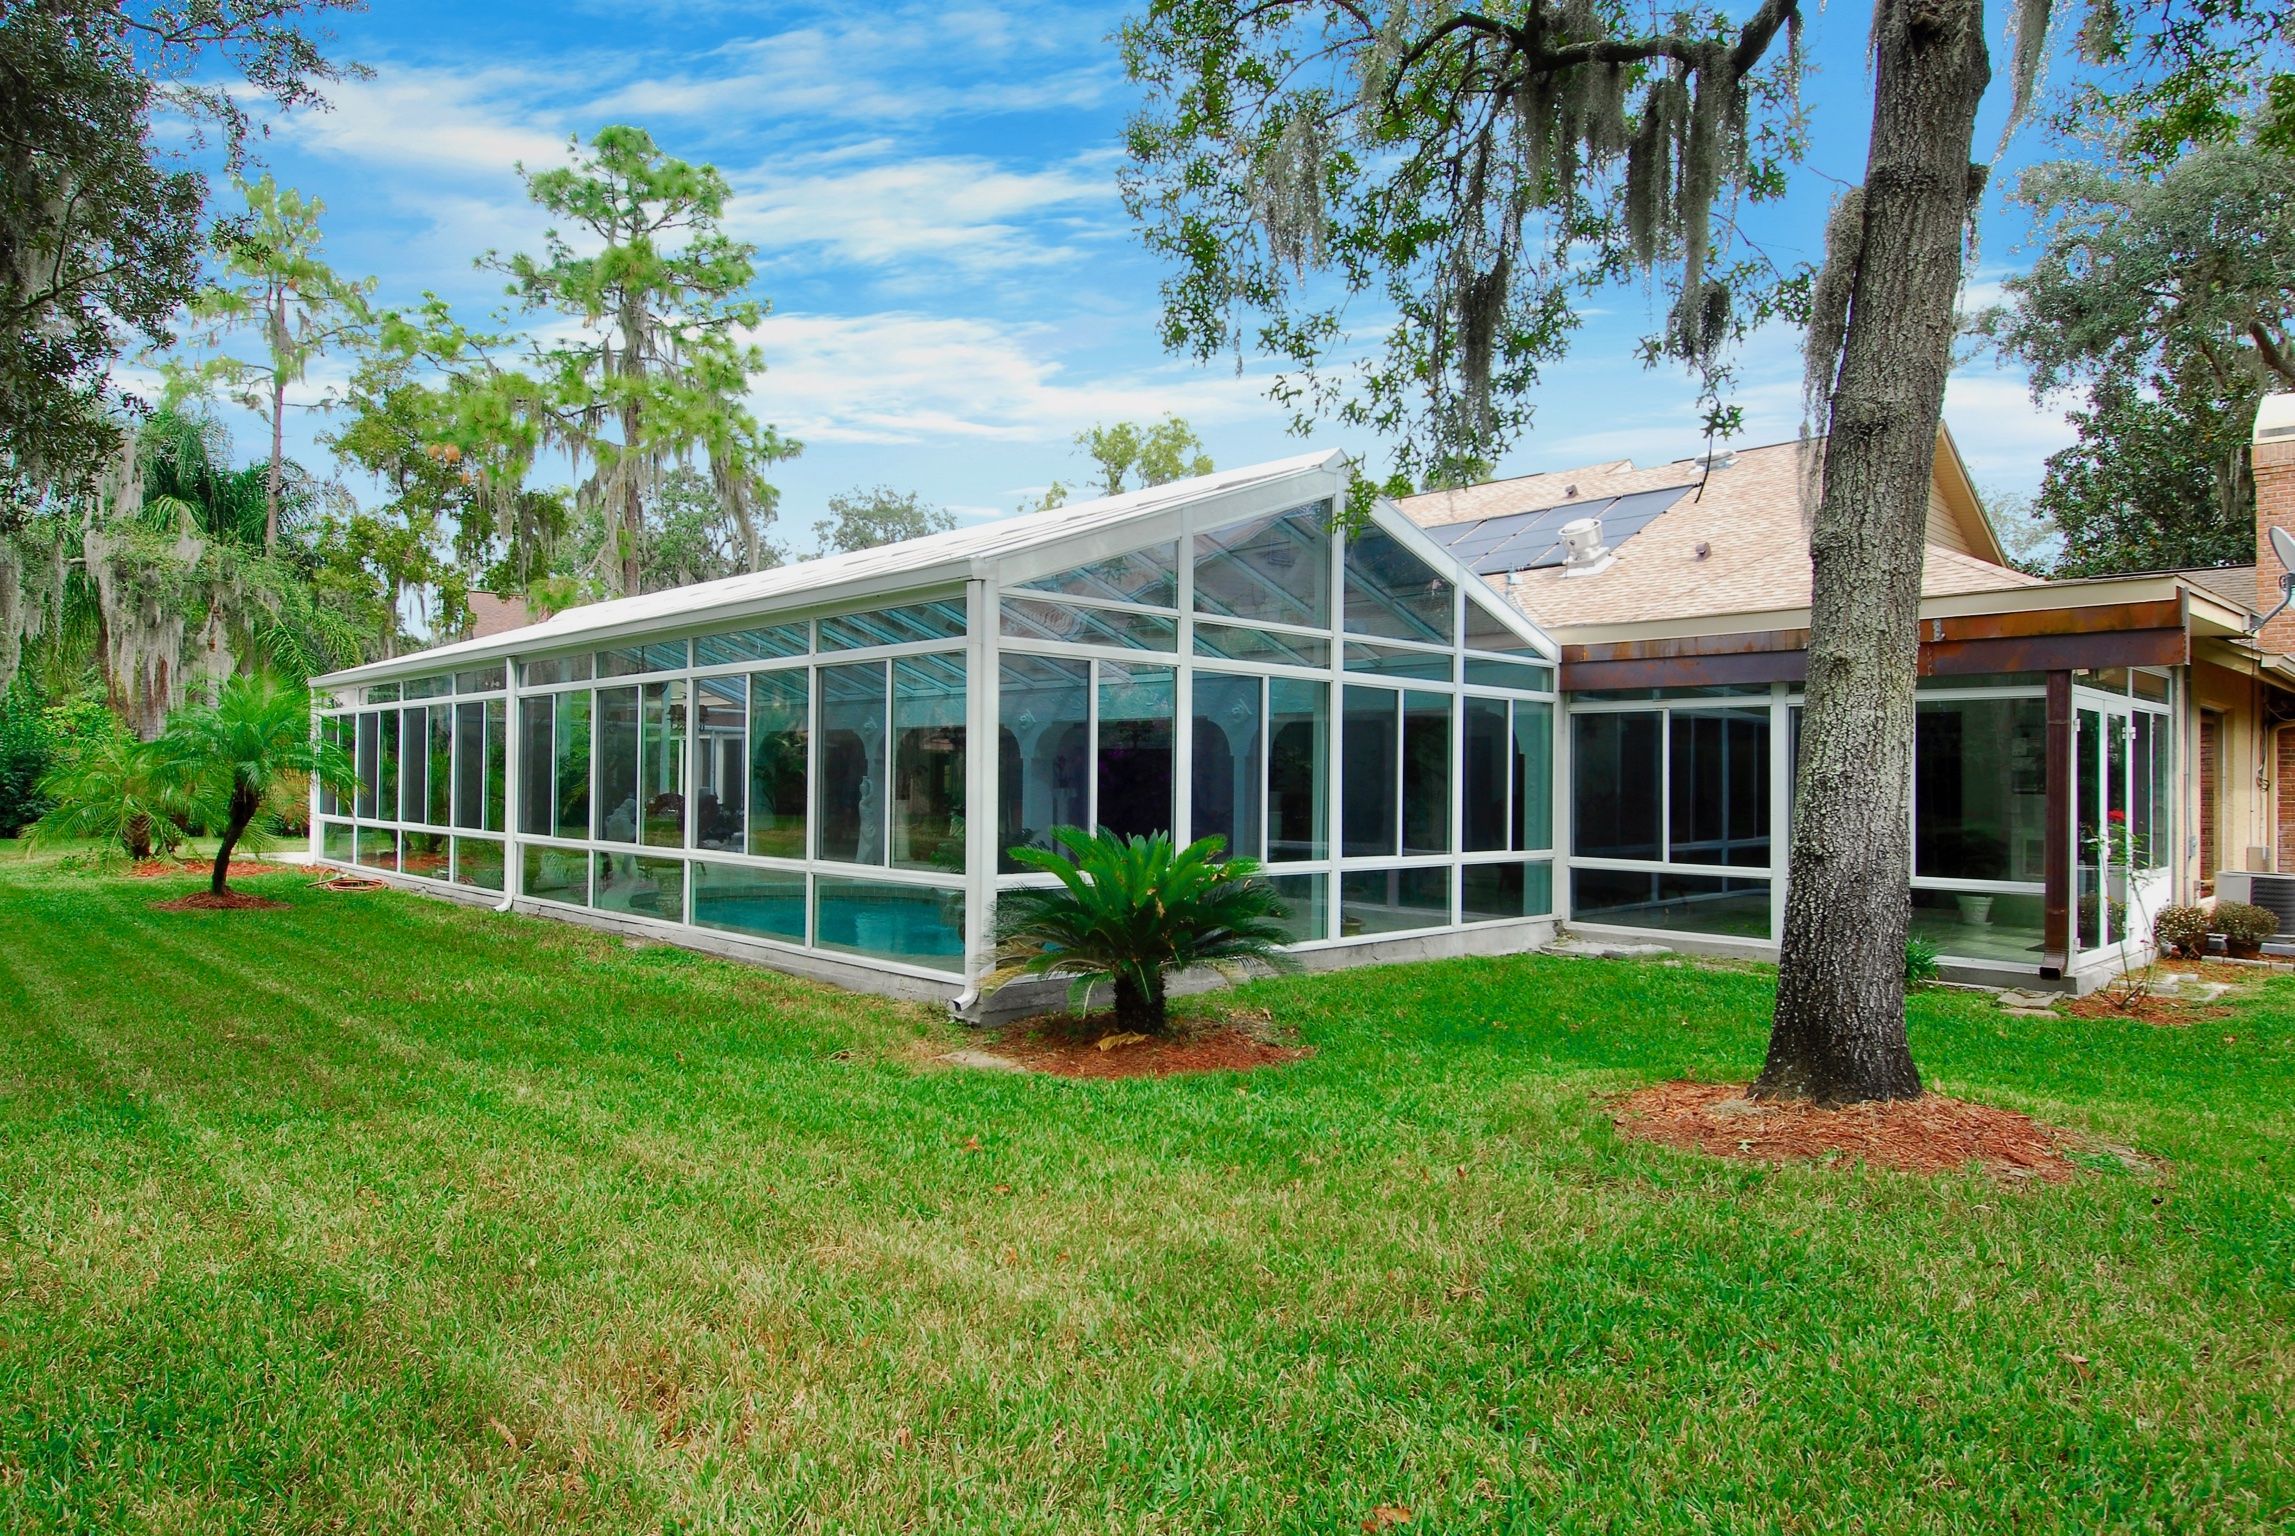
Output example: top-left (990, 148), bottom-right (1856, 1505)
top-left (988, 1009), bottom-right (1310, 1080)
top-left (132, 858), bottom-right (291, 880)
top-left (1612, 1080), bottom-right (2081, 1182)
top-left (154, 890), bottom-right (291, 911)
top-left (2062, 991), bottom-right (2231, 1027)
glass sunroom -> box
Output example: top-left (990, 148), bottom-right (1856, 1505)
top-left (310, 452), bottom-right (1562, 1006)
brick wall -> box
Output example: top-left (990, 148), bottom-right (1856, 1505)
top-left (2255, 436), bottom-right (2295, 652)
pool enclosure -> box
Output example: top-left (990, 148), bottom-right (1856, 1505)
top-left (310, 453), bottom-right (1562, 1005)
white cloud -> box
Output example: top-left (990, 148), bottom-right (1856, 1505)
top-left (292, 66), bottom-right (574, 177)
top-left (726, 153), bottom-right (1114, 271)
top-left (748, 310), bottom-right (1275, 447)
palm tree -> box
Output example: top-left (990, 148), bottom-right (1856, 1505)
top-left (28, 731), bottom-right (202, 860)
top-left (157, 673), bottom-right (352, 896)
top-left (989, 827), bottom-right (1298, 1035)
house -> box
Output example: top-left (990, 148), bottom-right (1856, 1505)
top-left (1399, 396), bottom-right (2295, 989)
top-left (309, 453), bottom-right (1563, 1008)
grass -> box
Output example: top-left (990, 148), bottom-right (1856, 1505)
top-left (1, 864), bottom-right (2290, 1533)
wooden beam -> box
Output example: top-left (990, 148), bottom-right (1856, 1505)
top-left (1563, 623), bottom-right (2189, 691)
top-left (2041, 670), bottom-right (2073, 978)
top-left (1921, 628), bottom-right (2189, 676)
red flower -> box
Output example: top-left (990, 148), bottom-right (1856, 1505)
top-left (2107, 809), bottom-right (2127, 823)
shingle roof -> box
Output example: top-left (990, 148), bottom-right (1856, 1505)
top-left (1401, 437), bottom-right (2039, 632)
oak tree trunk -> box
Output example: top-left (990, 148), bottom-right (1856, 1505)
top-left (1757, 0), bottom-right (1991, 1106)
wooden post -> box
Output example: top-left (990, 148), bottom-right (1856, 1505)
top-left (2041, 669), bottom-right (2073, 977)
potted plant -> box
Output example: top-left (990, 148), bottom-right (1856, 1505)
top-left (2214, 900), bottom-right (2278, 960)
top-left (2152, 904), bottom-right (2209, 960)
top-left (988, 827), bottom-right (1298, 1034)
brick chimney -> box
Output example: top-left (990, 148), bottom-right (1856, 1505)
top-left (2254, 394), bottom-right (2295, 653)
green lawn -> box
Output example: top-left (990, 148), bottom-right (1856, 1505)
top-left (2, 865), bottom-right (2290, 1534)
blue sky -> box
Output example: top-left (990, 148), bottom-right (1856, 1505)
top-left (207, 0), bottom-right (2081, 551)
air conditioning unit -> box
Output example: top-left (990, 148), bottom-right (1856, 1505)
top-left (2215, 870), bottom-right (2295, 928)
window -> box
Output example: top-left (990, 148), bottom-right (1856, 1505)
top-left (378, 708), bottom-right (401, 821)
top-left (1000, 598), bottom-right (1177, 651)
top-left (1266, 872), bottom-right (1328, 943)
top-left (599, 641), bottom-right (687, 677)
top-left (1191, 671), bottom-right (1263, 859)
top-left (1097, 662), bottom-right (1174, 840)
top-left (1512, 703), bottom-right (1553, 852)
top-left (1463, 861), bottom-right (1552, 923)
top-left (1344, 528), bottom-right (1454, 644)
top-left (818, 662), bottom-right (888, 864)
top-left (1342, 686), bottom-right (1399, 857)
top-left (1462, 592), bottom-right (1537, 656)
top-left (397, 708), bottom-right (425, 823)
top-left (453, 702), bottom-right (486, 829)
top-left (484, 700), bottom-right (506, 830)
top-left (748, 670), bottom-right (808, 860)
top-left (1194, 504), bottom-right (1331, 628)
top-left (319, 717), bottom-right (345, 816)
top-left (693, 863), bottom-right (805, 943)
top-left (1572, 869), bottom-right (1770, 938)
top-left (594, 686), bottom-right (641, 844)
top-left (595, 851), bottom-right (685, 923)
top-left (518, 695), bottom-right (553, 836)
top-left (1194, 623), bottom-right (1330, 669)
top-left (1463, 698), bottom-right (1510, 853)
top-left (454, 664), bottom-right (505, 693)
top-left (816, 878), bottom-right (964, 972)
top-left (998, 657), bottom-right (1088, 872)
top-left (522, 654), bottom-right (591, 687)
top-left (1341, 867), bottom-right (1450, 935)
top-left (1017, 542), bottom-right (1178, 607)
top-left (692, 676), bottom-right (746, 852)
top-left (641, 680), bottom-right (687, 848)
top-left (1667, 709), bottom-right (1769, 867)
top-left (552, 690), bottom-right (590, 841)
top-left (696, 624), bottom-right (805, 666)
top-left (892, 655), bottom-right (966, 873)
top-left (820, 600), bottom-right (964, 651)
top-left (523, 844), bottom-right (587, 904)
top-left (1915, 697), bottom-right (2048, 882)
top-left (1345, 643), bottom-right (1451, 682)
top-left (453, 837), bottom-right (505, 892)
top-left (1572, 712), bottom-right (1661, 861)
top-left (354, 714), bottom-right (379, 818)
top-left (1267, 679), bottom-right (1327, 862)
top-left (1402, 692), bottom-right (1451, 855)
top-left (426, 706), bottom-right (452, 826)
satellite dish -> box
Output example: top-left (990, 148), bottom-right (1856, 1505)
top-left (2258, 525), bottom-right (2295, 633)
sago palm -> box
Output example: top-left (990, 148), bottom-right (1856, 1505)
top-left (989, 827), bottom-right (1299, 1036)
top-left (157, 673), bottom-right (354, 896)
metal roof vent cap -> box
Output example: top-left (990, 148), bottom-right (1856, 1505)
top-left (1558, 515), bottom-right (1614, 577)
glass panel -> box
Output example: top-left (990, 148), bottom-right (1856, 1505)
top-left (1345, 642), bottom-right (1452, 682)
top-left (1191, 671), bottom-right (1263, 859)
top-left (819, 600), bottom-right (965, 651)
top-left (1000, 597), bottom-right (1177, 652)
top-left (998, 656), bottom-right (1090, 872)
top-left (453, 702), bottom-right (485, 829)
top-left (1463, 860), bottom-right (1554, 923)
top-left (405, 675), bottom-right (450, 700)
top-left (692, 676), bottom-right (746, 852)
top-left (2077, 710), bottom-right (2101, 948)
top-left (1341, 685), bottom-right (1399, 857)
top-left (396, 708), bottom-right (424, 822)
top-left (321, 821), bottom-right (353, 863)
top-left (354, 827), bottom-right (398, 871)
top-left (748, 670), bottom-right (810, 860)
top-left (1915, 697), bottom-right (2048, 882)
top-left (1463, 697), bottom-right (1510, 853)
top-left (1266, 872), bottom-right (1327, 944)
top-left (1097, 662), bottom-right (1176, 840)
top-left (893, 655), bottom-right (967, 873)
top-left (2132, 670), bottom-right (2171, 702)
top-left (1667, 708), bottom-right (1771, 868)
top-left (641, 680), bottom-right (688, 848)
top-left (1344, 527), bottom-right (1455, 644)
top-left (378, 708), bottom-right (401, 821)
top-left (355, 713), bottom-right (379, 818)
top-left (818, 662), bottom-right (888, 864)
top-left (1194, 503), bottom-right (1332, 628)
top-left (1909, 886), bottom-right (2044, 967)
top-left (2107, 708), bottom-right (2130, 875)
top-left (1916, 672), bottom-right (2043, 691)
top-left (522, 844), bottom-right (589, 905)
top-left (1464, 657), bottom-right (1553, 692)
top-left (816, 879), bottom-right (965, 973)
top-left (1572, 711), bottom-right (1661, 860)
top-left (594, 686), bottom-right (641, 844)
top-left (2146, 709), bottom-right (2171, 868)
top-left (1267, 678), bottom-right (1328, 862)
top-left (1340, 866), bottom-right (1450, 936)
top-left (364, 682), bottom-right (400, 704)
top-left (595, 851), bottom-right (685, 923)
top-left (1193, 622), bottom-right (1331, 669)
top-left (695, 624), bottom-right (806, 666)
top-left (518, 695), bottom-right (553, 836)
top-left (1462, 593), bottom-right (1538, 656)
top-left (1017, 542), bottom-right (1179, 607)
top-left (1402, 691), bottom-right (1451, 856)
top-left (1512, 702), bottom-right (1554, 852)
top-left (1572, 869), bottom-right (1772, 939)
top-left (552, 690), bottom-right (590, 841)
top-left (599, 641), bottom-right (687, 678)
top-left (522, 654), bottom-right (592, 687)
top-left (425, 706), bottom-right (452, 826)
top-left (318, 718), bottom-right (344, 817)
top-left (484, 699), bottom-right (507, 831)
top-left (1573, 685), bottom-right (1769, 702)
top-left (454, 664), bottom-right (505, 694)
top-left (401, 831), bottom-right (447, 879)
top-left (452, 836), bottom-right (505, 893)
top-left (692, 863), bottom-right (806, 944)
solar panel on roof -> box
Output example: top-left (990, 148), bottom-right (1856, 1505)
top-left (1425, 484), bottom-right (1692, 574)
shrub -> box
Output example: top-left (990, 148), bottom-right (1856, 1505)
top-left (989, 826), bottom-right (1299, 1035)
top-left (2152, 904), bottom-right (2210, 959)
top-left (2212, 900), bottom-right (2279, 952)
top-left (1904, 936), bottom-right (1940, 988)
top-left (0, 680), bottom-right (51, 837)
top-left (29, 729), bottom-right (200, 860)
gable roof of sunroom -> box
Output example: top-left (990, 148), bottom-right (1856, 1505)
top-left (314, 449), bottom-right (1557, 690)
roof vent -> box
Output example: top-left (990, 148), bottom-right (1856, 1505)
top-left (1562, 482), bottom-right (1579, 499)
top-left (1557, 515), bottom-right (1614, 577)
